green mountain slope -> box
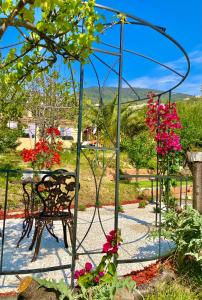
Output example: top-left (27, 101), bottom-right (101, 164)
top-left (84, 87), bottom-right (192, 103)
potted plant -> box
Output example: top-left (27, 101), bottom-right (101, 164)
top-left (20, 127), bottom-right (64, 179)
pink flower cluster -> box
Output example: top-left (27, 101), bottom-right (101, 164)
top-left (102, 229), bottom-right (120, 254)
top-left (74, 262), bottom-right (92, 279)
top-left (74, 262), bottom-right (104, 283)
top-left (155, 132), bottom-right (182, 156)
top-left (74, 229), bottom-right (122, 287)
top-left (146, 94), bottom-right (182, 156)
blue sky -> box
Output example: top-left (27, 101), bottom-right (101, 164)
top-left (90, 0), bottom-right (202, 96)
top-left (1, 1), bottom-right (202, 96)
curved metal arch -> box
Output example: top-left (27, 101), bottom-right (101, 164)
top-left (103, 20), bottom-right (166, 33)
top-left (93, 53), bottom-right (141, 100)
top-left (94, 3), bottom-right (190, 101)
top-left (100, 41), bottom-right (184, 78)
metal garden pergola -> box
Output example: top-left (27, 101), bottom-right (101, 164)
top-left (0, 3), bottom-right (190, 287)
top-left (71, 4), bottom-right (190, 285)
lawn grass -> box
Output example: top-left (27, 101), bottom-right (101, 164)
top-left (0, 150), bottom-right (192, 209)
top-left (0, 150), bottom-right (139, 209)
top-left (121, 179), bottom-right (192, 189)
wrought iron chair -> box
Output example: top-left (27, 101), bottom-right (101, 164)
top-left (28, 171), bottom-right (76, 262)
top-left (17, 176), bottom-right (60, 248)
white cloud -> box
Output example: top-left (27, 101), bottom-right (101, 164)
top-left (126, 74), bottom-right (179, 90)
top-left (126, 47), bottom-right (202, 95)
top-left (125, 73), bottom-right (202, 96)
top-left (175, 74), bottom-right (202, 95)
top-left (189, 50), bottom-right (202, 64)
top-left (162, 48), bottom-right (202, 73)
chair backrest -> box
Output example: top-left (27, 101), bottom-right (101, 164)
top-left (35, 171), bottom-right (76, 215)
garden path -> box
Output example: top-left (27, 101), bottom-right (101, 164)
top-left (0, 203), bottom-right (174, 293)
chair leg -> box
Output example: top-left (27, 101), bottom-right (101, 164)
top-left (27, 219), bottom-right (33, 238)
top-left (16, 218), bottom-right (31, 248)
top-left (67, 220), bottom-right (74, 246)
top-left (29, 222), bottom-right (38, 251)
top-left (62, 220), bottom-right (68, 249)
top-left (31, 222), bottom-right (45, 262)
top-left (46, 221), bottom-right (59, 243)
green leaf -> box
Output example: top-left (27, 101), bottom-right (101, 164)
top-left (107, 262), bottom-right (116, 276)
top-left (34, 277), bottom-right (74, 300)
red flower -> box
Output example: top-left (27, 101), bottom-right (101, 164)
top-left (74, 270), bottom-right (80, 279)
top-left (109, 230), bottom-right (116, 237)
top-left (57, 140), bottom-right (63, 151)
top-left (46, 127), bottom-right (61, 136)
top-left (52, 152), bottom-right (60, 164)
top-left (102, 229), bottom-right (121, 254)
top-left (85, 262), bottom-right (93, 272)
top-left (99, 271), bottom-right (105, 277)
top-left (111, 246), bottom-right (118, 253)
top-left (94, 276), bottom-right (100, 283)
top-left (102, 242), bottom-right (111, 253)
top-left (79, 269), bottom-right (85, 276)
top-left (20, 127), bottom-right (63, 170)
top-left (106, 234), bottom-right (113, 243)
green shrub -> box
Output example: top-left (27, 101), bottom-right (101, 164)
top-left (138, 200), bottom-right (147, 208)
top-left (118, 205), bottom-right (124, 212)
top-left (78, 203), bottom-right (87, 211)
top-left (79, 276), bottom-right (135, 300)
top-left (153, 206), bottom-right (161, 213)
top-left (0, 128), bottom-right (22, 153)
top-left (145, 282), bottom-right (199, 300)
top-left (158, 207), bottom-right (202, 268)
top-left (121, 132), bottom-right (156, 171)
top-left (164, 196), bottom-right (177, 209)
top-left (177, 98), bottom-right (202, 152)
top-left (60, 149), bottom-right (76, 166)
top-left (36, 275), bottom-right (136, 300)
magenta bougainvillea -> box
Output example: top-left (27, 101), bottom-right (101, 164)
top-left (102, 229), bottom-right (120, 254)
top-left (74, 229), bottom-right (122, 288)
top-left (146, 93), bottom-right (182, 156)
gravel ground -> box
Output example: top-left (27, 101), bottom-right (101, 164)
top-left (0, 203), bottom-right (174, 293)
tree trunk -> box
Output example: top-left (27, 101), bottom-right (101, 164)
top-left (187, 152), bottom-right (202, 214)
top-left (135, 168), bottom-right (139, 183)
top-left (17, 277), bottom-right (60, 300)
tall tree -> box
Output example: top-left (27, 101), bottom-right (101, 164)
top-left (25, 71), bottom-right (78, 136)
top-left (0, 70), bottom-right (25, 152)
top-left (84, 97), bottom-right (147, 147)
top-left (0, 0), bottom-right (102, 86)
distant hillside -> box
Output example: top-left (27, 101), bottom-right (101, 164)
top-left (84, 87), bottom-right (192, 103)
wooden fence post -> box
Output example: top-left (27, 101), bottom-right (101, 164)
top-left (187, 152), bottom-right (202, 214)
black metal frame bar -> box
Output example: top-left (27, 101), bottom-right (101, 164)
top-left (114, 22), bottom-right (124, 251)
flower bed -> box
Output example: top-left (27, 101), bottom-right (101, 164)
top-left (0, 262), bottom-right (166, 297)
top-left (0, 291), bottom-right (17, 297)
top-left (0, 199), bottom-right (141, 220)
top-left (127, 258), bottom-right (175, 285)
top-left (128, 262), bottom-right (160, 285)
